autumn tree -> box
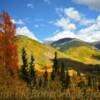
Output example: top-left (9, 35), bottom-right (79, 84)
top-left (0, 11), bottom-right (18, 76)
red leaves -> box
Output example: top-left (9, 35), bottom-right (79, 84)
top-left (6, 44), bottom-right (17, 49)
top-left (0, 11), bottom-right (18, 76)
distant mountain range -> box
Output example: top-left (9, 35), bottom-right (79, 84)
top-left (50, 38), bottom-right (91, 51)
top-left (46, 38), bottom-right (100, 50)
top-left (45, 38), bottom-right (100, 64)
top-left (92, 41), bottom-right (100, 49)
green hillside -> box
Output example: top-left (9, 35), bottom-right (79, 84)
top-left (51, 38), bottom-right (91, 51)
top-left (65, 46), bottom-right (100, 64)
top-left (14, 35), bottom-right (67, 70)
top-left (51, 38), bottom-right (100, 64)
top-left (13, 35), bottom-right (100, 74)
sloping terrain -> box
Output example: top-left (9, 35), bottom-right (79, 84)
top-left (51, 38), bottom-right (91, 51)
top-left (50, 38), bottom-right (100, 64)
top-left (14, 35), bottom-right (68, 70)
top-left (13, 35), bottom-right (100, 74)
top-left (92, 41), bottom-right (100, 49)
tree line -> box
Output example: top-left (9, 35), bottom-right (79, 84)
top-left (19, 48), bottom-right (70, 89)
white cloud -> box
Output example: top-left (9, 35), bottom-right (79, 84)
top-left (77, 16), bottom-right (100, 42)
top-left (12, 19), bottom-right (25, 25)
top-left (55, 17), bottom-right (76, 30)
top-left (45, 12), bottom-right (100, 42)
top-left (73, 0), bottom-right (100, 11)
top-left (79, 18), bottom-right (95, 26)
top-left (27, 3), bottom-right (34, 8)
top-left (47, 7), bottom-right (100, 42)
top-left (16, 26), bottom-right (39, 41)
top-left (64, 7), bottom-right (81, 21)
top-left (45, 31), bottom-right (76, 41)
top-left (63, 7), bottom-right (95, 26)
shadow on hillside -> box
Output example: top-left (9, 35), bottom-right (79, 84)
top-left (51, 57), bottom-right (100, 75)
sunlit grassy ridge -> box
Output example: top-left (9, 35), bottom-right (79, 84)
top-left (14, 35), bottom-right (100, 69)
top-left (51, 38), bottom-right (100, 64)
top-left (64, 46), bottom-right (100, 64)
top-left (14, 35), bottom-right (67, 69)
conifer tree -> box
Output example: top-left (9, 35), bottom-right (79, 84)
top-left (60, 62), bottom-right (66, 88)
top-left (43, 69), bottom-right (48, 87)
top-left (39, 78), bottom-right (42, 87)
top-left (88, 76), bottom-right (92, 87)
top-left (29, 55), bottom-right (36, 85)
top-left (53, 52), bottom-right (58, 73)
top-left (51, 70), bottom-right (55, 81)
top-left (20, 48), bottom-right (29, 83)
top-left (65, 70), bottom-right (70, 88)
top-left (51, 52), bottom-right (58, 80)
top-left (60, 62), bottom-right (65, 82)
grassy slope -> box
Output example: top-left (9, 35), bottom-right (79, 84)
top-left (14, 35), bottom-right (100, 72)
top-left (51, 38), bottom-right (100, 64)
top-left (51, 38), bottom-right (91, 51)
top-left (64, 46), bottom-right (100, 64)
top-left (14, 35), bottom-right (68, 71)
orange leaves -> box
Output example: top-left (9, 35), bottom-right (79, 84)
top-left (6, 44), bottom-right (17, 49)
top-left (0, 11), bottom-right (18, 76)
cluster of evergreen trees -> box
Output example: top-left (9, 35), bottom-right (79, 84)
top-left (19, 48), bottom-right (100, 91)
top-left (19, 49), bottom-right (70, 89)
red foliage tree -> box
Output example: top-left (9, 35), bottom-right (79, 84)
top-left (0, 11), bottom-right (18, 76)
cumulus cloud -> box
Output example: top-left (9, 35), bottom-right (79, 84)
top-left (45, 7), bottom-right (100, 42)
top-left (45, 31), bottom-right (76, 41)
top-left (64, 7), bottom-right (81, 21)
top-left (73, 0), bottom-right (100, 11)
top-left (79, 18), bottom-right (95, 26)
top-left (77, 16), bottom-right (100, 42)
top-left (16, 26), bottom-right (39, 41)
top-left (12, 19), bottom-right (25, 25)
top-left (55, 18), bottom-right (76, 30)
top-left (63, 7), bottom-right (95, 26)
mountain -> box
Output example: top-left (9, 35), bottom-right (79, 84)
top-left (50, 38), bottom-right (100, 64)
top-left (92, 41), bottom-right (100, 49)
top-left (50, 38), bottom-right (91, 51)
top-left (13, 35), bottom-right (100, 74)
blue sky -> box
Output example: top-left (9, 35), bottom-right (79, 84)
top-left (0, 0), bottom-right (100, 42)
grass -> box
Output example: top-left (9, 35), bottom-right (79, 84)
top-left (14, 35), bottom-right (68, 69)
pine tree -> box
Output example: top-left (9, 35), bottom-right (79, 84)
top-left (65, 70), bottom-right (70, 88)
top-left (20, 48), bottom-right (29, 83)
top-left (29, 55), bottom-right (36, 84)
top-left (60, 62), bottom-right (66, 88)
top-left (53, 52), bottom-right (58, 73)
top-left (88, 76), bottom-right (92, 87)
top-left (51, 52), bottom-right (58, 80)
top-left (60, 62), bottom-right (65, 82)
top-left (39, 78), bottom-right (42, 87)
top-left (43, 69), bottom-right (48, 87)
top-left (51, 70), bottom-right (55, 81)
